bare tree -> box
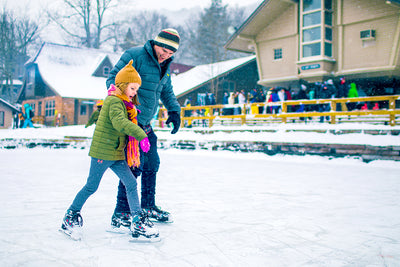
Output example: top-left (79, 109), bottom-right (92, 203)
top-left (0, 7), bottom-right (39, 103)
top-left (127, 11), bottom-right (171, 46)
top-left (47, 0), bottom-right (118, 48)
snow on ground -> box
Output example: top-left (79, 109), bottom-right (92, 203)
top-left (0, 145), bottom-right (400, 266)
top-left (1, 123), bottom-right (400, 147)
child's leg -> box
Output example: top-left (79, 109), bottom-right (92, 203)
top-left (69, 158), bottom-right (111, 211)
top-left (110, 160), bottom-right (141, 215)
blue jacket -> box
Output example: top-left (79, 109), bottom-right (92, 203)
top-left (106, 40), bottom-right (181, 126)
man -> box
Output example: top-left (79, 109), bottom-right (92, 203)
top-left (106, 28), bottom-right (181, 228)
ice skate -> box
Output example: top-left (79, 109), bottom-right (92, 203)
top-left (108, 212), bottom-right (131, 234)
top-left (60, 209), bottom-right (83, 241)
top-left (130, 212), bottom-right (160, 243)
top-left (143, 206), bottom-right (173, 223)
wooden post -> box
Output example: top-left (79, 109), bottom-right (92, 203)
top-left (331, 99), bottom-right (337, 124)
top-left (209, 108), bottom-right (213, 127)
top-left (389, 97), bottom-right (396, 126)
top-left (281, 102), bottom-right (287, 123)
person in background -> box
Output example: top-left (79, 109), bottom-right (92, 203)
top-left (18, 109), bottom-right (25, 128)
top-left (184, 98), bottom-right (192, 128)
top-left (60, 61), bottom-right (158, 241)
top-left (106, 28), bottom-right (181, 228)
top-left (222, 92), bottom-right (229, 104)
top-left (277, 87), bottom-right (286, 114)
top-left (347, 82), bottom-right (359, 111)
top-left (318, 80), bottom-right (335, 122)
top-left (22, 103), bottom-right (34, 128)
top-left (336, 77), bottom-right (348, 111)
top-left (85, 100), bottom-right (103, 128)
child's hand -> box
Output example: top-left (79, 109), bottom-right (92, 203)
top-left (140, 137), bottom-right (150, 153)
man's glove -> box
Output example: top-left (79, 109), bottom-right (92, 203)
top-left (166, 111), bottom-right (181, 134)
top-left (139, 137), bottom-right (151, 153)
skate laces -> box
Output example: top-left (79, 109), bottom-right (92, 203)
top-left (72, 213), bottom-right (83, 227)
top-left (140, 212), bottom-right (154, 227)
top-left (66, 211), bottom-right (83, 227)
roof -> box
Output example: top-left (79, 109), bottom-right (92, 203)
top-left (0, 98), bottom-right (19, 112)
top-left (171, 55), bottom-right (256, 97)
top-left (31, 43), bottom-right (122, 100)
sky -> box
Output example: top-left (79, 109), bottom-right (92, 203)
top-left (0, 0), bottom-right (263, 14)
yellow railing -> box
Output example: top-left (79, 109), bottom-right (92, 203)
top-left (158, 95), bottom-right (400, 127)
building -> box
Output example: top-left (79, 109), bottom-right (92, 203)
top-left (172, 55), bottom-right (259, 106)
top-left (0, 98), bottom-right (19, 129)
top-left (17, 43), bottom-right (121, 126)
top-left (225, 0), bottom-right (400, 96)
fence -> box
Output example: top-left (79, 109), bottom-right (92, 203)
top-left (157, 95), bottom-right (400, 127)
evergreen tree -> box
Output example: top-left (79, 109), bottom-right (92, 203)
top-left (187, 0), bottom-right (246, 65)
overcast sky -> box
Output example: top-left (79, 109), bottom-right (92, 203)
top-left (1, 0), bottom-right (262, 14)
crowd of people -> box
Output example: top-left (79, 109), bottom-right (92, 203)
top-left (179, 77), bottom-right (384, 126)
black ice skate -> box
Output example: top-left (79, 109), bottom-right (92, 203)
top-left (130, 212), bottom-right (160, 242)
top-left (60, 209), bottom-right (83, 241)
top-left (143, 206), bottom-right (172, 223)
top-left (109, 212), bottom-right (131, 233)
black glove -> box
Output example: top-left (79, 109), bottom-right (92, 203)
top-left (166, 111), bottom-right (181, 134)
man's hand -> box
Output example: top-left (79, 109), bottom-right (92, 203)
top-left (165, 111), bottom-right (181, 134)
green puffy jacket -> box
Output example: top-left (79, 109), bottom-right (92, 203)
top-left (348, 83), bottom-right (359, 98)
top-left (89, 95), bottom-right (147, 161)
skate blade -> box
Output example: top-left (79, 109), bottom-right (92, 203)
top-left (129, 235), bottom-right (162, 243)
top-left (106, 225), bottom-right (131, 234)
top-left (59, 228), bottom-right (82, 241)
top-left (150, 218), bottom-right (173, 224)
top-left (149, 215), bottom-right (174, 224)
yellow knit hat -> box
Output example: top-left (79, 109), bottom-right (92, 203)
top-left (115, 60), bottom-right (141, 86)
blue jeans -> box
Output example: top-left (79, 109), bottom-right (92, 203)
top-left (69, 158), bottom-right (141, 215)
top-left (114, 129), bottom-right (160, 213)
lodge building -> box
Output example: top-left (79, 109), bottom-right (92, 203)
top-left (225, 0), bottom-right (400, 95)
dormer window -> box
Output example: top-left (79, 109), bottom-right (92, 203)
top-left (103, 67), bottom-right (110, 76)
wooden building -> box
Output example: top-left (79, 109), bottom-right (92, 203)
top-left (225, 0), bottom-right (400, 95)
top-left (0, 98), bottom-right (19, 129)
top-left (17, 43), bottom-right (120, 126)
top-left (172, 56), bottom-right (260, 106)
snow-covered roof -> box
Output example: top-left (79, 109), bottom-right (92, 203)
top-left (1, 79), bottom-right (23, 85)
top-left (33, 43), bottom-right (122, 100)
top-left (171, 55), bottom-right (256, 97)
top-left (0, 98), bottom-right (19, 112)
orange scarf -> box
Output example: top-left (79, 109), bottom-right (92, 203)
top-left (108, 85), bottom-right (140, 168)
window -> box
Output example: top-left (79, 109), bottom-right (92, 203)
top-left (274, 48), bottom-right (283, 60)
top-left (30, 103), bottom-right (36, 115)
top-left (27, 68), bottom-right (35, 85)
top-left (45, 100), bottom-right (55, 117)
top-left (38, 102), bottom-right (42, 116)
top-left (222, 81), bottom-right (235, 92)
top-left (303, 0), bottom-right (321, 12)
top-left (303, 43), bottom-right (321, 57)
top-left (0, 111), bottom-right (4, 126)
top-left (103, 67), bottom-right (110, 76)
top-left (300, 0), bottom-right (333, 59)
top-left (80, 105), bottom-right (87, 116)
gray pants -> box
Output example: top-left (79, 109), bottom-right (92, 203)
top-left (69, 157), bottom-right (141, 215)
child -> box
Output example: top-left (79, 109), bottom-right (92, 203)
top-left (61, 60), bottom-right (158, 241)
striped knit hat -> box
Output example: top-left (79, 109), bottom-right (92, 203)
top-left (154, 28), bottom-right (180, 52)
